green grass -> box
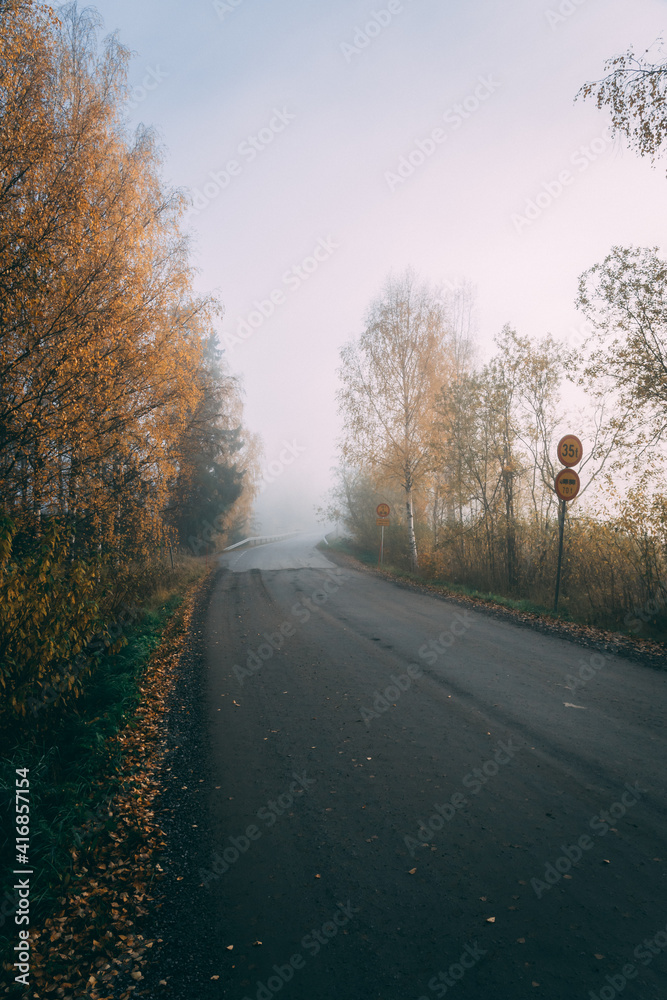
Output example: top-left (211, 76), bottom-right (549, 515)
top-left (322, 535), bottom-right (379, 566)
top-left (396, 572), bottom-right (558, 617)
top-left (0, 559), bottom-right (207, 956)
top-left (320, 535), bottom-right (573, 622)
top-left (322, 535), bottom-right (667, 641)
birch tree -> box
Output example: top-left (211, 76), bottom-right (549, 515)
top-left (337, 272), bottom-right (451, 569)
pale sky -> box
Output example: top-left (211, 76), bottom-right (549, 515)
top-left (92, 0), bottom-right (667, 532)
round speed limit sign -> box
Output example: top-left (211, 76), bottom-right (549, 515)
top-left (555, 468), bottom-right (581, 502)
top-left (557, 435), bottom-right (583, 467)
top-left (376, 503), bottom-right (390, 518)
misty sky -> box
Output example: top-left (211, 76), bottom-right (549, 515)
top-left (92, 0), bottom-right (667, 533)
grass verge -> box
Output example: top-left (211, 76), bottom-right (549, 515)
top-left (319, 536), bottom-right (667, 668)
top-left (322, 536), bottom-right (557, 614)
top-left (0, 557), bottom-right (209, 995)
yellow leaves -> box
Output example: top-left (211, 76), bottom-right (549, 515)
top-left (1, 4), bottom-right (223, 573)
top-left (0, 518), bottom-right (116, 721)
top-left (0, 0), bottom-right (255, 735)
top-left (6, 590), bottom-right (203, 993)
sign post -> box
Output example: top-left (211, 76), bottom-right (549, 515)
top-left (376, 504), bottom-right (390, 564)
top-left (553, 437), bottom-right (583, 614)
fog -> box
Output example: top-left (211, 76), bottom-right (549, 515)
top-left (92, 0), bottom-right (667, 534)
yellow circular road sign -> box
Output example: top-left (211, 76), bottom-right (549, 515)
top-left (376, 503), bottom-right (390, 518)
top-left (557, 434), bottom-right (583, 468)
top-left (555, 468), bottom-right (580, 502)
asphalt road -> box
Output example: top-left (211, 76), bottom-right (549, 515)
top-left (182, 532), bottom-right (666, 1000)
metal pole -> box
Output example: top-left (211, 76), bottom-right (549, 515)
top-left (379, 525), bottom-right (384, 565)
top-left (553, 499), bottom-right (566, 614)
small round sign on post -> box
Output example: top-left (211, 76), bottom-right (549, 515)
top-left (554, 468), bottom-right (581, 502)
top-left (376, 504), bottom-right (390, 565)
top-left (553, 434), bottom-right (583, 614)
top-left (557, 434), bottom-right (583, 468)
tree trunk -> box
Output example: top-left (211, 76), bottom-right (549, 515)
top-left (406, 488), bottom-right (419, 571)
top-left (505, 484), bottom-right (516, 591)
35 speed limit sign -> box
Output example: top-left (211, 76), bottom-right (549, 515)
top-left (555, 468), bottom-right (580, 501)
top-left (557, 435), bottom-right (583, 467)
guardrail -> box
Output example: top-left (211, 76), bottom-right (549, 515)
top-left (223, 531), bottom-right (301, 552)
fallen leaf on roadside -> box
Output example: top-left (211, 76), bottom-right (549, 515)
top-left (409, 868), bottom-right (417, 874)
top-left (486, 917), bottom-right (495, 923)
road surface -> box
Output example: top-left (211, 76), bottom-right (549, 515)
top-left (167, 532), bottom-right (667, 999)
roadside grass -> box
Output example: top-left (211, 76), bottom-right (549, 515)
top-left (319, 535), bottom-right (667, 640)
top-left (321, 534), bottom-right (553, 609)
top-left (0, 556), bottom-right (208, 958)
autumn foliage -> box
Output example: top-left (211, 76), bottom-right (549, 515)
top-left (0, 2), bottom-right (256, 724)
top-left (333, 271), bottom-right (667, 635)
